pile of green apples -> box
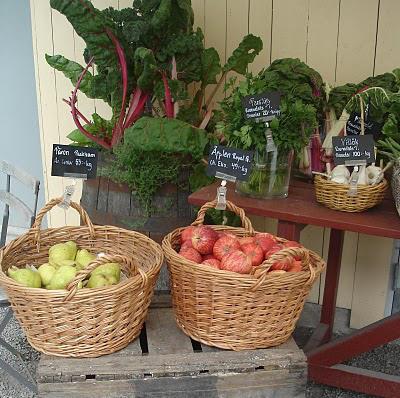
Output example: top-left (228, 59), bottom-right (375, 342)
top-left (6, 241), bottom-right (121, 290)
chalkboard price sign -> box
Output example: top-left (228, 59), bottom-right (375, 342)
top-left (207, 145), bottom-right (254, 181)
top-left (241, 91), bottom-right (281, 121)
top-left (51, 144), bottom-right (98, 179)
top-left (346, 112), bottom-right (382, 141)
top-left (332, 135), bottom-right (375, 165)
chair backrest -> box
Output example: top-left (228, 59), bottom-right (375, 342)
top-left (0, 160), bottom-right (40, 247)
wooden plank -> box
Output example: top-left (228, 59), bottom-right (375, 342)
top-left (335, 0), bottom-right (379, 84)
top-left (38, 344), bottom-right (305, 379)
top-left (0, 191), bottom-right (33, 223)
top-left (225, 0), bottom-right (249, 93)
top-left (374, 0), bottom-right (400, 75)
top-left (271, 0), bottom-right (309, 61)
top-left (309, 363), bottom-right (400, 398)
top-left (39, 369), bottom-right (306, 397)
top-left (96, 177), bottom-right (109, 212)
top-left (146, 308), bottom-right (194, 355)
top-left (319, 229), bottom-right (358, 310)
top-left (248, 0), bottom-right (273, 73)
top-left (52, 6), bottom-right (84, 227)
top-left (201, 336), bottom-right (299, 353)
top-left (107, 181), bottom-right (131, 218)
top-left (300, 225), bottom-right (324, 304)
top-left (204, 0), bottom-right (227, 104)
top-left (192, 0), bottom-right (205, 32)
top-left (350, 235), bottom-right (394, 328)
top-left (30, 0), bottom-right (65, 227)
top-left (306, 0), bottom-right (340, 84)
top-left (0, 160), bottom-right (39, 192)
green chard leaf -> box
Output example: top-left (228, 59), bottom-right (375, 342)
top-left (223, 34), bottom-right (263, 75)
top-left (201, 48), bottom-right (221, 87)
top-left (50, 0), bottom-right (118, 69)
top-left (45, 54), bottom-right (94, 95)
top-left (123, 116), bottom-right (208, 159)
top-left (134, 47), bottom-right (158, 91)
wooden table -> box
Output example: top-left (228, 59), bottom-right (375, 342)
top-left (188, 179), bottom-right (400, 398)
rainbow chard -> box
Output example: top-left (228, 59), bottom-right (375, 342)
top-left (107, 28), bottom-right (128, 147)
top-left (68, 57), bottom-right (111, 149)
top-left (162, 73), bottom-right (174, 119)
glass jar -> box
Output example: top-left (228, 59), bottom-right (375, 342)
top-left (236, 149), bottom-right (294, 199)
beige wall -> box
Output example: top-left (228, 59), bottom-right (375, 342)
top-left (30, 0), bottom-right (398, 327)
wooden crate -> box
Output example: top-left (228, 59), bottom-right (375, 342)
top-left (37, 296), bottom-right (307, 398)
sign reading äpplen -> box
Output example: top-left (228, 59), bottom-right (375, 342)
top-left (207, 145), bottom-right (253, 181)
top-left (51, 144), bottom-right (98, 179)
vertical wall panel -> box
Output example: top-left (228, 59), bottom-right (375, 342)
top-left (30, 0), bottom-right (66, 226)
top-left (204, 0), bottom-right (227, 105)
top-left (248, 0), bottom-right (273, 74)
top-left (374, 0), bottom-right (400, 74)
top-left (226, 0), bottom-right (249, 88)
top-left (306, 0), bottom-right (340, 84)
top-left (271, 0), bottom-right (309, 61)
top-left (351, 236), bottom-right (394, 328)
top-left (335, 0), bottom-right (379, 84)
top-left (192, 0), bottom-right (205, 31)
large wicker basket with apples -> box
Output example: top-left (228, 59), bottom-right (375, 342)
top-left (0, 198), bottom-right (163, 357)
top-left (162, 200), bottom-right (325, 351)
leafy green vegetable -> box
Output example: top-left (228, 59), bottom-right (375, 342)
top-left (50, 0), bottom-right (118, 69)
top-left (270, 99), bottom-right (317, 155)
top-left (201, 48), bottom-right (221, 87)
top-left (123, 117), bottom-right (208, 159)
top-left (223, 34), bottom-right (263, 74)
top-left (134, 47), bottom-right (158, 91)
top-left (328, 71), bottom-right (399, 119)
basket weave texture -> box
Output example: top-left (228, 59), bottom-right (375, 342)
top-left (162, 200), bottom-right (325, 351)
top-left (314, 174), bottom-right (388, 212)
top-left (0, 198), bottom-right (163, 358)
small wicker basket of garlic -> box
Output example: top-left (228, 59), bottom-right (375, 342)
top-left (313, 163), bottom-right (388, 212)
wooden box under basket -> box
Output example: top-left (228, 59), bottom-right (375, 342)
top-left (37, 297), bottom-right (307, 398)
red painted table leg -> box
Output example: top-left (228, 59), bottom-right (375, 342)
top-left (303, 228), bottom-right (344, 352)
top-left (277, 221), bottom-right (304, 241)
top-left (307, 313), bottom-right (400, 398)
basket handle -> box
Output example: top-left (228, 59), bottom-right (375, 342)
top-left (63, 253), bottom-right (148, 302)
top-left (32, 198), bottom-right (95, 244)
top-left (250, 246), bottom-right (314, 291)
top-left (191, 200), bottom-right (254, 234)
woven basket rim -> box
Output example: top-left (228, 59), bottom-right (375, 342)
top-left (162, 225), bottom-right (324, 287)
top-left (0, 224), bottom-right (163, 299)
top-left (314, 174), bottom-right (388, 191)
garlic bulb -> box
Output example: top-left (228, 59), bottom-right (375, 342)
top-left (366, 165), bottom-right (383, 185)
top-left (357, 165), bottom-right (367, 185)
top-left (331, 175), bottom-right (349, 184)
top-left (331, 165), bottom-right (350, 180)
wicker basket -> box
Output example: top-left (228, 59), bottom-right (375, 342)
top-left (0, 198), bottom-right (163, 358)
top-left (162, 200), bottom-right (325, 351)
top-left (314, 174), bottom-right (388, 212)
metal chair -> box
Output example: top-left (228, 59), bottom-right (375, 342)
top-left (0, 160), bottom-right (40, 393)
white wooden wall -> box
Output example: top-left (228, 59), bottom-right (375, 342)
top-left (30, 0), bottom-right (399, 328)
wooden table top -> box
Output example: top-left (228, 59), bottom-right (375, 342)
top-left (188, 179), bottom-right (400, 239)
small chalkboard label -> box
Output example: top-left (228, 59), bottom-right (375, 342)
top-left (241, 91), bottom-right (281, 121)
top-left (51, 144), bottom-right (98, 179)
top-left (207, 145), bottom-right (254, 181)
top-left (332, 135), bottom-right (375, 165)
top-left (346, 112), bottom-right (382, 141)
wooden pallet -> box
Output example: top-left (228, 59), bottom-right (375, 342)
top-left (37, 296), bottom-right (307, 398)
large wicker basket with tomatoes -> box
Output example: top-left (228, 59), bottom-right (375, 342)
top-left (162, 200), bottom-right (326, 351)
